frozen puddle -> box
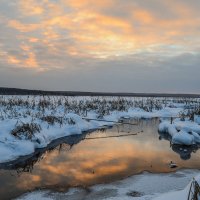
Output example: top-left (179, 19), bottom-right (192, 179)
top-left (16, 169), bottom-right (200, 200)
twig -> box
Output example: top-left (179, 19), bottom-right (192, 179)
top-left (82, 117), bottom-right (138, 125)
top-left (85, 130), bottom-right (143, 140)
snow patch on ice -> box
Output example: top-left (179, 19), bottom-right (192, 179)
top-left (16, 169), bottom-right (200, 200)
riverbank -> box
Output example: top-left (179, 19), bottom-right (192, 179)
top-left (0, 95), bottom-right (186, 164)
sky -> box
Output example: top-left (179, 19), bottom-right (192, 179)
top-left (0, 0), bottom-right (200, 93)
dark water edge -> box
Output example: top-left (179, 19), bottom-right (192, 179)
top-left (0, 118), bottom-right (200, 200)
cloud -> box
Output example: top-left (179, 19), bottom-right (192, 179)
top-left (0, 0), bottom-right (199, 92)
top-left (8, 20), bottom-right (40, 32)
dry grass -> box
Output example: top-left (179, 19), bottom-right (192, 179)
top-left (11, 122), bottom-right (41, 140)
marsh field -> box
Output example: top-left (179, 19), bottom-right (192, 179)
top-left (0, 95), bottom-right (200, 200)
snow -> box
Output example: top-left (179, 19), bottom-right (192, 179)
top-left (172, 130), bottom-right (195, 145)
top-left (1, 96), bottom-right (199, 200)
top-left (0, 98), bottom-right (180, 163)
top-left (192, 131), bottom-right (200, 143)
top-left (153, 186), bottom-right (189, 200)
top-left (194, 115), bottom-right (200, 125)
top-left (15, 169), bottom-right (200, 200)
top-left (159, 119), bottom-right (200, 145)
top-left (0, 95), bottom-right (199, 163)
top-left (154, 173), bottom-right (200, 200)
top-left (0, 114), bottom-right (102, 163)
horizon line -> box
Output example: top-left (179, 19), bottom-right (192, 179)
top-left (0, 87), bottom-right (200, 98)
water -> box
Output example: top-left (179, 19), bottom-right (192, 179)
top-left (0, 118), bottom-right (200, 200)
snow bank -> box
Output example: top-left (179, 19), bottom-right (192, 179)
top-left (159, 119), bottom-right (200, 145)
top-left (172, 130), bottom-right (195, 145)
top-left (0, 95), bottom-right (198, 163)
top-left (194, 115), bottom-right (200, 125)
top-left (0, 103), bottom-right (184, 164)
top-left (0, 114), bottom-right (108, 163)
top-left (15, 169), bottom-right (200, 200)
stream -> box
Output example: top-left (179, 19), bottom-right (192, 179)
top-left (0, 118), bottom-right (200, 200)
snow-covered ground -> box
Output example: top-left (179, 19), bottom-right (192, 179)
top-left (0, 96), bottom-right (199, 163)
top-left (1, 96), bottom-right (200, 200)
top-left (159, 117), bottom-right (200, 145)
top-left (15, 169), bottom-right (200, 200)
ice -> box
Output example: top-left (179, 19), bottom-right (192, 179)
top-left (15, 169), bottom-right (200, 200)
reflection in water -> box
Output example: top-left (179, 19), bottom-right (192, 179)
top-left (0, 133), bottom-right (87, 173)
top-left (172, 145), bottom-right (199, 160)
top-left (158, 131), bottom-right (200, 160)
top-left (0, 119), bottom-right (200, 200)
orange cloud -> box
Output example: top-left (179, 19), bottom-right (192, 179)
top-left (29, 38), bottom-right (39, 43)
top-left (8, 56), bottom-right (21, 64)
top-left (133, 10), bottom-right (154, 24)
top-left (8, 20), bottom-right (39, 32)
top-left (24, 52), bottom-right (38, 68)
top-left (2, 0), bottom-right (200, 71)
top-left (7, 50), bottom-right (41, 71)
top-left (19, 0), bottom-right (44, 16)
top-left (66, 0), bottom-right (114, 9)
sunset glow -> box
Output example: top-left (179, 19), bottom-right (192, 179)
top-left (0, 0), bottom-right (200, 92)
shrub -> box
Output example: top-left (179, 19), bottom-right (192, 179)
top-left (11, 122), bottom-right (41, 140)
